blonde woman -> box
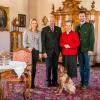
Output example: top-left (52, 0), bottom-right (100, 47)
top-left (23, 18), bottom-right (42, 88)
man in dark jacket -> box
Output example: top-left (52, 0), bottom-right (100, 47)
top-left (41, 15), bottom-right (61, 87)
top-left (75, 11), bottom-right (94, 89)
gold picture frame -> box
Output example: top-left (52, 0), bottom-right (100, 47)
top-left (0, 6), bottom-right (9, 31)
top-left (42, 16), bottom-right (48, 26)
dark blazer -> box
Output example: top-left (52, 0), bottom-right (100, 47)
top-left (75, 22), bottom-right (94, 52)
top-left (41, 26), bottom-right (61, 56)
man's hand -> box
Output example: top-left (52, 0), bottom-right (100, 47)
top-left (64, 44), bottom-right (70, 48)
top-left (43, 53), bottom-right (48, 58)
top-left (88, 51), bottom-right (93, 56)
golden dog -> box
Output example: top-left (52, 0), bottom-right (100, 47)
top-left (55, 65), bottom-right (76, 95)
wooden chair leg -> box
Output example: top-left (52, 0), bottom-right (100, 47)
top-left (6, 81), bottom-right (13, 96)
top-left (23, 74), bottom-right (31, 100)
top-left (23, 80), bottom-right (27, 100)
top-left (0, 83), bottom-right (4, 100)
top-left (6, 82), bottom-right (10, 96)
top-left (27, 76), bottom-right (31, 96)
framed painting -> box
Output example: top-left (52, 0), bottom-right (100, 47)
top-left (18, 14), bottom-right (26, 27)
top-left (0, 6), bottom-right (9, 31)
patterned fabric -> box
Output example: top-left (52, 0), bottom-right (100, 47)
top-left (2, 64), bottom-right (100, 100)
top-left (13, 49), bottom-right (31, 64)
top-left (23, 31), bottom-right (42, 53)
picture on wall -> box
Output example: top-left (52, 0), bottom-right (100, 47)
top-left (18, 14), bottom-right (26, 27)
top-left (0, 6), bottom-right (9, 31)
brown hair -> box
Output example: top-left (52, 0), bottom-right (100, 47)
top-left (79, 11), bottom-right (86, 16)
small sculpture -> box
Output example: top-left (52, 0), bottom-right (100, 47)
top-left (52, 4), bottom-right (54, 13)
top-left (11, 17), bottom-right (19, 31)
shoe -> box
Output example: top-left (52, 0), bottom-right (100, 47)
top-left (81, 85), bottom-right (87, 90)
top-left (76, 84), bottom-right (83, 89)
top-left (52, 82), bottom-right (59, 87)
top-left (47, 82), bottom-right (52, 87)
top-left (31, 84), bottom-right (35, 89)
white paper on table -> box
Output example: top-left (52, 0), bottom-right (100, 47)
top-left (8, 61), bottom-right (27, 78)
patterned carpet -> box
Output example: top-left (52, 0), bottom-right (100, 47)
top-left (3, 63), bottom-right (100, 100)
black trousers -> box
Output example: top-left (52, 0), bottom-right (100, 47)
top-left (63, 55), bottom-right (77, 78)
top-left (46, 49), bottom-right (59, 84)
top-left (31, 49), bottom-right (39, 86)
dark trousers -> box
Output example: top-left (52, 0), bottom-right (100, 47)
top-left (45, 49), bottom-right (59, 84)
top-left (78, 52), bottom-right (90, 86)
top-left (63, 55), bottom-right (77, 78)
top-left (31, 49), bottom-right (39, 86)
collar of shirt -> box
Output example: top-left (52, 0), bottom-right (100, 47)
top-left (66, 30), bottom-right (72, 35)
top-left (80, 21), bottom-right (86, 27)
top-left (50, 26), bottom-right (54, 31)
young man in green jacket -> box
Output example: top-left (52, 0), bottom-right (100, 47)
top-left (75, 11), bottom-right (94, 89)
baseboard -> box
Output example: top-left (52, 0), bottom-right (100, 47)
top-left (94, 63), bottom-right (100, 67)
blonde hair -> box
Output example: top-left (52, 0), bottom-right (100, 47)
top-left (29, 18), bottom-right (38, 31)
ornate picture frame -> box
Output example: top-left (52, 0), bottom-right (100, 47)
top-left (0, 6), bottom-right (9, 31)
top-left (18, 14), bottom-right (26, 27)
top-left (42, 16), bottom-right (48, 26)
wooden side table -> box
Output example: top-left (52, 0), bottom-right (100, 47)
top-left (0, 67), bottom-right (31, 100)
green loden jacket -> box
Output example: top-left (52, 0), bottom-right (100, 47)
top-left (75, 22), bottom-right (95, 52)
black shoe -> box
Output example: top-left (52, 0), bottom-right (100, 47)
top-left (76, 84), bottom-right (83, 89)
top-left (31, 84), bottom-right (35, 89)
top-left (81, 85), bottom-right (88, 90)
top-left (47, 82), bottom-right (52, 87)
top-left (52, 82), bottom-right (59, 87)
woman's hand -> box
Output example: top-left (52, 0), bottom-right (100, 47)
top-left (43, 53), bottom-right (48, 58)
top-left (39, 54), bottom-right (42, 59)
top-left (88, 51), bottom-right (93, 56)
top-left (64, 44), bottom-right (70, 48)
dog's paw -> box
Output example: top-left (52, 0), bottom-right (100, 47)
top-left (54, 90), bottom-right (58, 93)
top-left (55, 92), bottom-right (61, 95)
top-left (68, 91), bottom-right (75, 95)
top-left (54, 90), bottom-right (62, 95)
